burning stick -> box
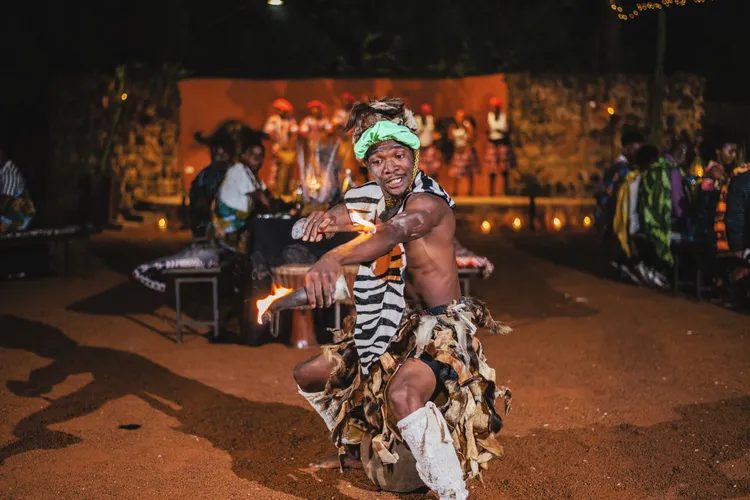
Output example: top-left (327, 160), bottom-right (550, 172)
top-left (256, 275), bottom-right (351, 324)
top-left (291, 212), bottom-right (377, 240)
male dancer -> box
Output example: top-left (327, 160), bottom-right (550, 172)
top-left (293, 98), bottom-right (510, 499)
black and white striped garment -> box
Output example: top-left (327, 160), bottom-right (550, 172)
top-left (343, 170), bottom-right (455, 373)
top-left (0, 160), bottom-right (25, 197)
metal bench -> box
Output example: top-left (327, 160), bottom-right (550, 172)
top-left (163, 267), bottom-right (220, 343)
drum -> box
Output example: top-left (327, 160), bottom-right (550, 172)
top-left (272, 263), bottom-right (359, 305)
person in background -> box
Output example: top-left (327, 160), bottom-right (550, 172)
top-left (263, 98), bottom-right (299, 196)
top-left (213, 126), bottom-right (275, 253)
top-left (595, 131), bottom-right (645, 233)
top-left (693, 132), bottom-right (738, 247)
top-left (596, 131), bottom-right (644, 278)
top-left (635, 144), bottom-right (677, 288)
top-left (188, 120), bottom-right (244, 239)
top-left (713, 138), bottom-right (750, 302)
top-left (723, 165), bottom-right (750, 256)
top-left (662, 134), bottom-right (695, 236)
top-left (0, 143), bottom-right (35, 233)
top-left (611, 144), bottom-right (661, 286)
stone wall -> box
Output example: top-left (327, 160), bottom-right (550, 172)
top-left (506, 73), bottom-right (705, 197)
top-left (47, 65), bottom-right (181, 224)
top-left (46, 70), bottom-right (703, 224)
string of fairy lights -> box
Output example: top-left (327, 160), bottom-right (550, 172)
top-left (609, 0), bottom-right (712, 21)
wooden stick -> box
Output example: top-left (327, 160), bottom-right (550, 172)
top-left (291, 218), bottom-right (374, 240)
top-left (321, 224), bottom-right (374, 234)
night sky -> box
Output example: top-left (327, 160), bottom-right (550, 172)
top-left (2, 0), bottom-right (748, 127)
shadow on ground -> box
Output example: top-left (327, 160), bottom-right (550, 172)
top-left (456, 231), bottom-right (599, 323)
top-left (2, 315), bottom-right (747, 499)
top-left (67, 232), bottom-right (238, 342)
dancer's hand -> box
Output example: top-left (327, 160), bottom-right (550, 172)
top-left (302, 211), bottom-right (335, 242)
top-left (305, 255), bottom-right (342, 308)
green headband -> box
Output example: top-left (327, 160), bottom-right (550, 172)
top-left (353, 121), bottom-right (421, 160)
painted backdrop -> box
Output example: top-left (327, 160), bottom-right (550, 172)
top-left (178, 75), bottom-right (509, 194)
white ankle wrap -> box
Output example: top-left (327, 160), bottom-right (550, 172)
top-left (397, 402), bottom-right (469, 500)
top-left (298, 386), bottom-right (338, 431)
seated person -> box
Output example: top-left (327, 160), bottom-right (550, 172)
top-left (717, 159), bottom-right (750, 299)
top-left (612, 145), bottom-right (668, 288)
top-left (692, 132), bottom-right (738, 246)
top-left (189, 120), bottom-right (245, 239)
top-left (595, 131), bottom-right (644, 233)
top-left (212, 125), bottom-right (278, 253)
top-left (0, 145), bottom-right (35, 233)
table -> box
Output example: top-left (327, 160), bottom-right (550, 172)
top-left (163, 267), bottom-right (220, 343)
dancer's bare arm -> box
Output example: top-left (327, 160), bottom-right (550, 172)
top-left (304, 194), bottom-right (446, 307)
top-left (327, 194), bottom-right (443, 266)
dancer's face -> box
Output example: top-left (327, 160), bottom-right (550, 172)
top-left (365, 140), bottom-right (414, 198)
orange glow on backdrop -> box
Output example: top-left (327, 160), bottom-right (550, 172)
top-left (178, 75), bottom-right (509, 194)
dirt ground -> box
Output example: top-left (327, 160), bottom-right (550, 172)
top-left (1, 228), bottom-right (749, 500)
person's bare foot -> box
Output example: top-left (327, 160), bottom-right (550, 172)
top-left (309, 451), bottom-right (362, 470)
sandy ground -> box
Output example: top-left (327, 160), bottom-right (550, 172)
top-left (0, 228), bottom-right (749, 500)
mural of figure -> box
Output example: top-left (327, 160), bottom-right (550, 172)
top-left (484, 96), bottom-right (513, 196)
top-left (263, 98), bottom-right (299, 196)
top-left (448, 109), bottom-right (478, 196)
top-left (332, 92), bottom-right (358, 186)
top-left (298, 100), bottom-right (340, 204)
top-left (299, 100), bottom-right (333, 145)
top-left (331, 92), bottom-right (355, 136)
top-left (416, 103), bottom-right (442, 180)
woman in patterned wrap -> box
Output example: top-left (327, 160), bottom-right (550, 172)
top-left (291, 98), bottom-right (511, 499)
top-left (212, 125), bottom-right (275, 253)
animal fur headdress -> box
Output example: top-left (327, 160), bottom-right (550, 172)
top-left (344, 97), bottom-right (418, 146)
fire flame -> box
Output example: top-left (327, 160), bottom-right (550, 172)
top-left (256, 284), bottom-right (293, 324)
top-left (349, 211), bottom-right (377, 234)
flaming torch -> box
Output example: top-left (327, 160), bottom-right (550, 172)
top-left (256, 275), bottom-right (351, 324)
top-left (256, 284), bottom-right (293, 324)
